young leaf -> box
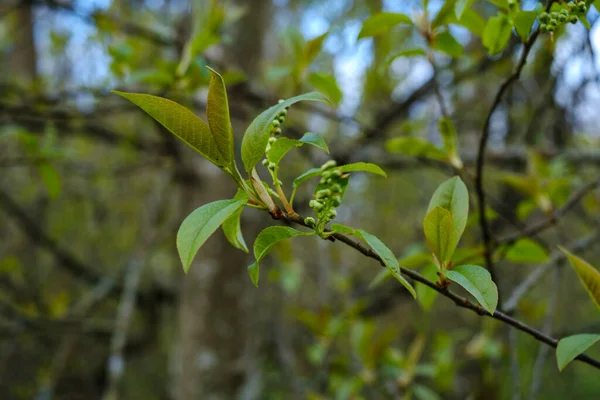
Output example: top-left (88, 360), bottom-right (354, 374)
top-left (241, 92), bottom-right (332, 172)
top-left (177, 199), bottom-right (247, 273)
top-left (355, 229), bottom-right (416, 298)
top-left (358, 12), bottom-right (411, 39)
top-left (426, 176), bottom-right (469, 262)
top-left (505, 239), bottom-right (548, 264)
top-left (267, 133), bottom-right (329, 164)
top-left (113, 91), bottom-right (230, 169)
top-left (308, 72), bottom-right (343, 105)
top-left (385, 137), bottom-right (447, 161)
top-left (206, 67), bottom-right (234, 165)
top-left (556, 334), bottom-right (600, 371)
top-left (423, 206), bottom-right (453, 263)
top-left (483, 14), bottom-right (513, 55)
top-left (249, 226), bottom-right (314, 287)
top-left (446, 265), bottom-right (498, 314)
top-left (221, 190), bottom-right (250, 253)
top-left (338, 162), bottom-right (387, 177)
top-left (439, 118), bottom-right (463, 169)
top-left (431, 31), bottom-right (464, 58)
top-left (455, 0), bottom-right (476, 19)
top-left (292, 168), bottom-right (322, 190)
top-left (330, 223), bottom-right (356, 235)
top-left (559, 247), bottom-right (600, 309)
top-left (514, 11), bottom-right (537, 41)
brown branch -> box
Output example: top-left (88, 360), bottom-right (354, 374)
top-left (276, 212), bottom-right (600, 370)
top-left (475, 28), bottom-right (544, 294)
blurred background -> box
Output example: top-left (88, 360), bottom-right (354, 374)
top-left (1, 0), bottom-right (600, 399)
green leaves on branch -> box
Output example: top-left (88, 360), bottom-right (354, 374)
top-left (505, 238), bottom-right (548, 264)
top-left (266, 132), bottom-right (329, 165)
top-left (386, 118), bottom-right (462, 169)
top-left (556, 334), bottom-right (600, 371)
top-left (333, 224), bottom-right (416, 298)
top-left (241, 92), bottom-right (333, 172)
top-left (560, 247), bottom-right (600, 310)
top-left (483, 14), bottom-right (512, 55)
top-left (446, 265), bottom-right (498, 314)
top-left (248, 226), bottom-right (314, 287)
top-left (222, 190), bottom-right (250, 253)
top-left (112, 91), bottom-right (230, 169)
top-left (177, 199), bottom-right (247, 273)
top-left (423, 177), bottom-right (469, 265)
top-left (358, 12), bottom-right (411, 39)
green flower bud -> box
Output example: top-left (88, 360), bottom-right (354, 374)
top-left (278, 109), bottom-right (288, 117)
top-left (328, 209), bottom-right (337, 220)
top-left (273, 127), bottom-right (282, 136)
top-left (560, 9), bottom-right (569, 16)
top-left (272, 119), bottom-right (280, 128)
top-left (326, 178), bottom-right (332, 184)
top-left (262, 159), bottom-right (269, 166)
top-left (331, 169), bottom-right (342, 177)
top-left (331, 196), bottom-right (341, 207)
top-left (540, 24), bottom-right (548, 32)
top-left (558, 14), bottom-right (567, 23)
top-left (268, 137), bottom-right (277, 144)
top-left (549, 18), bottom-right (558, 25)
top-left (569, 15), bottom-right (578, 23)
top-left (268, 162), bottom-right (276, 170)
top-left (309, 200), bottom-right (323, 210)
top-left (304, 217), bottom-right (316, 226)
top-left (278, 99), bottom-right (285, 104)
top-left (278, 115), bottom-right (285, 123)
top-left (265, 144), bottom-right (271, 153)
top-left (331, 184), bottom-right (342, 194)
top-left (539, 12), bottom-right (549, 23)
top-left (320, 160), bottom-right (337, 171)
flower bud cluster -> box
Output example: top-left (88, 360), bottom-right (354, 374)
top-left (539, 2), bottom-right (585, 33)
top-left (261, 101), bottom-right (291, 174)
top-left (310, 160), bottom-right (348, 231)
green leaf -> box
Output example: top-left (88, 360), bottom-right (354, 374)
top-left (385, 137), bottom-right (447, 161)
top-left (439, 118), bottom-right (462, 168)
top-left (514, 11), bottom-right (537, 41)
top-left (330, 223), bottom-right (356, 235)
top-left (355, 229), bottom-right (416, 298)
top-left (450, 8), bottom-right (486, 37)
top-left (483, 14), bottom-right (513, 55)
top-left (206, 67), bottom-right (234, 166)
top-left (446, 265), bottom-right (498, 314)
top-left (505, 239), bottom-right (548, 264)
top-left (358, 12), bottom-right (412, 39)
top-left (559, 247), bottom-right (600, 309)
top-left (267, 133), bottom-right (328, 164)
top-left (424, 206), bottom-right (453, 263)
top-left (241, 92), bottom-right (332, 172)
top-left (595, 0), bottom-right (600, 12)
top-left (385, 49), bottom-right (427, 66)
top-left (338, 162), bottom-right (387, 177)
top-left (304, 32), bottom-right (328, 65)
top-left (556, 334), bottom-right (600, 371)
top-left (177, 199), bottom-right (247, 273)
top-left (249, 226), bottom-right (314, 286)
top-left (431, 31), bottom-right (464, 58)
top-left (455, 0), bottom-right (476, 18)
top-left (38, 164), bottom-right (61, 199)
top-left (112, 91), bottom-right (228, 168)
top-left (433, 0), bottom-right (459, 28)
top-left (222, 190), bottom-right (249, 252)
top-left (308, 73), bottom-right (342, 105)
top-left (426, 177), bottom-right (469, 262)
top-left (292, 168), bottom-right (322, 189)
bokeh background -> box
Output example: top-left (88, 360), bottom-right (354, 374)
top-left (1, 0), bottom-right (600, 399)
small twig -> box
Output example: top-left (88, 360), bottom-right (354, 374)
top-left (475, 27), bottom-right (543, 297)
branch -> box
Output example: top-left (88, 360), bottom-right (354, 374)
top-left (497, 176), bottom-right (600, 245)
top-left (276, 213), bottom-right (600, 370)
top-left (476, 27), bottom-right (544, 291)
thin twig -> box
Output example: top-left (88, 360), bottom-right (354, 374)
top-left (475, 27), bottom-right (543, 295)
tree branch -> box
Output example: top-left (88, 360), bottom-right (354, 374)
top-left (276, 212), bottom-right (600, 370)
